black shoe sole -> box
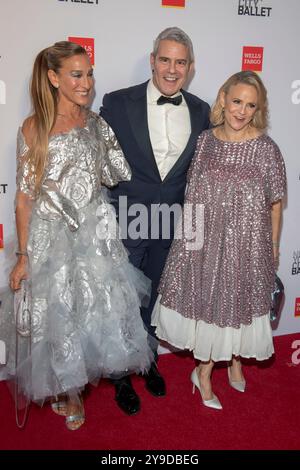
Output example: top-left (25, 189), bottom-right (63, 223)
top-left (115, 399), bottom-right (141, 416)
top-left (145, 384), bottom-right (166, 398)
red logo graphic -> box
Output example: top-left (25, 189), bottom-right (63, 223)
top-left (295, 298), bottom-right (300, 317)
top-left (68, 37), bottom-right (95, 65)
top-left (242, 46), bottom-right (264, 72)
top-left (162, 0), bottom-right (185, 7)
top-left (0, 224), bottom-right (3, 249)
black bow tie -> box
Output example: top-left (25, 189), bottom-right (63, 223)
top-left (157, 94), bottom-right (182, 106)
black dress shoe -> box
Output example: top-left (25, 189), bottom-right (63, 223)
top-left (114, 376), bottom-right (140, 415)
top-left (144, 363), bottom-right (166, 397)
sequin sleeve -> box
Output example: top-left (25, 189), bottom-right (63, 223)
top-left (185, 131), bottom-right (208, 202)
top-left (98, 117), bottom-right (131, 187)
top-left (265, 139), bottom-right (287, 203)
top-left (16, 127), bottom-right (35, 199)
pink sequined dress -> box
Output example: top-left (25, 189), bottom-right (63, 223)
top-left (152, 129), bottom-right (286, 361)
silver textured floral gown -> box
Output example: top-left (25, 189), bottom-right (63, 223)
top-left (0, 111), bottom-right (153, 401)
top-left (152, 129), bottom-right (286, 361)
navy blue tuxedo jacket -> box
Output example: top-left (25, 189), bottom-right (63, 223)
top-left (100, 80), bottom-right (210, 246)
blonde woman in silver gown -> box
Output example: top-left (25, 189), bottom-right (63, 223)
top-left (0, 42), bottom-right (153, 430)
top-left (152, 71), bottom-right (286, 410)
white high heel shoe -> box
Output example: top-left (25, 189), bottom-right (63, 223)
top-left (190, 368), bottom-right (222, 410)
top-left (227, 366), bottom-right (246, 393)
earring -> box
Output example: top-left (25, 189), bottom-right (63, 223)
top-left (54, 84), bottom-right (59, 89)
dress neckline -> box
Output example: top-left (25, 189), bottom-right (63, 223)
top-left (211, 128), bottom-right (265, 144)
top-left (19, 110), bottom-right (94, 148)
top-left (49, 109), bottom-right (93, 140)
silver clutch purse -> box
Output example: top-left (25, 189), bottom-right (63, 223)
top-left (13, 280), bottom-right (31, 337)
top-left (270, 275), bottom-right (284, 322)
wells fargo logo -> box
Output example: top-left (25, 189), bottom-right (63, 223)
top-left (162, 0), bottom-right (185, 8)
top-left (68, 37), bottom-right (95, 66)
top-left (295, 298), bottom-right (300, 318)
top-left (242, 46), bottom-right (264, 72)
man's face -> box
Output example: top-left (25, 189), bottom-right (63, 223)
top-left (150, 39), bottom-right (192, 96)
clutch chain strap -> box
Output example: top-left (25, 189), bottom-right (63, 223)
top-left (14, 284), bottom-right (32, 428)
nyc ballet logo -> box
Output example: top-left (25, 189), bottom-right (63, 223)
top-left (238, 0), bottom-right (272, 17)
top-left (58, 0), bottom-right (99, 4)
top-left (292, 250), bottom-right (300, 275)
top-left (291, 80), bottom-right (300, 104)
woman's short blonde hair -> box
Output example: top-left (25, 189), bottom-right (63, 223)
top-left (210, 70), bottom-right (269, 130)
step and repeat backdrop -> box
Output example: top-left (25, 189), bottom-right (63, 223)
top-left (0, 0), bottom-right (299, 337)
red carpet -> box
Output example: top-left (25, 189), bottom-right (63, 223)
top-left (0, 333), bottom-right (299, 450)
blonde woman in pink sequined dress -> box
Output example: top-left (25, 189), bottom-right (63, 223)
top-left (152, 71), bottom-right (286, 410)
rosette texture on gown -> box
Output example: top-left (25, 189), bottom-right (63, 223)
top-left (0, 111), bottom-right (153, 402)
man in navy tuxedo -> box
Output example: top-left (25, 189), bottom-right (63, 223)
top-left (100, 27), bottom-right (210, 415)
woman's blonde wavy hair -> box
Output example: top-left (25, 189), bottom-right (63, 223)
top-left (25, 41), bottom-right (87, 193)
top-left (210, 70), bottom-right (269, 131)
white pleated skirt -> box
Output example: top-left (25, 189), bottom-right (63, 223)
top-left (152, 295), bottom-right (274, 362)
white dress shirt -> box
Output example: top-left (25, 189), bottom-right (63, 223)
top-left (147, 79), bottom-right (191, 180)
